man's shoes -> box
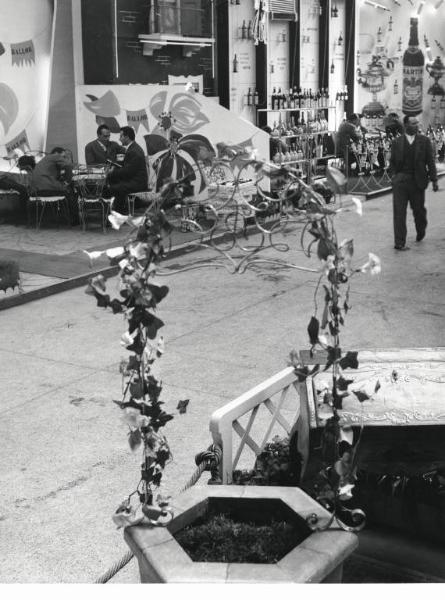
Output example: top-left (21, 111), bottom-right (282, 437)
top-left (394, 245), bottom-right (410, 251)
top-left (416, 231), bottom-right (426, 242)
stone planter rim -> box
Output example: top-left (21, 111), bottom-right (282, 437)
top-left (124, 485), bottom-right (359, 583)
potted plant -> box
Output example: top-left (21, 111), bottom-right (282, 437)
top-left (124, 485), bottom-right (358, 583)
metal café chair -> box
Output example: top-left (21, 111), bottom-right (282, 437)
top-left (73, 165), bottom-right (114, 232)
top-left (127, 190), bottom-right (157, 216)
top-left (27, 189), bottom-right (71, 229)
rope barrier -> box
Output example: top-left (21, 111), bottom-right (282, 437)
top-left (94, 444), bottom-right (222, 583)
top-left (94, 549), bottom-right (134, 584)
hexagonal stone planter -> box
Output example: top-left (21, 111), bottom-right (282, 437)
top-left (124, 486), bottom-right (358, 583)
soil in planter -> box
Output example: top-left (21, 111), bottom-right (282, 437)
top-left (174, 513), bottom-right (306, 563)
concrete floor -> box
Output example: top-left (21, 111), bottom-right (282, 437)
top-left (0, 188), bottom-right (444, 583)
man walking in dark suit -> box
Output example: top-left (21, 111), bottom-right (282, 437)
top-left (106, 126), bottom-right (148, 213)
top-left (85, 125), bottom-right (123, 166)
top-left (390, 115), bottom-right (438, 251)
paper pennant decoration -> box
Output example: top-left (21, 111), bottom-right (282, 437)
top-left (0, 82), bottom-right (19, 134)
top-left (126, 108), bottom-right (149, 133)
top-left (11, 40), bottom-right (35, 66)
top-left (6, 129), bottom-right (30, 155)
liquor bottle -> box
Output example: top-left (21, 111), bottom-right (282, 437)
top-left (247, 20), bottom-right (252, 40)
top-left (247, 88), bottom-right (252, 106)
top-left (284, 89), bottom-right (290, 109)
top-left (253, 88), bottom-right (259, 106)
top-left (241, 20), bottom-right (247, 40)
top-left (271, 87), bottom-right (277, 109)
top-left (233, 54), bottom-right (238, 73)
top-left (402, 17), bottom-right (424, 116)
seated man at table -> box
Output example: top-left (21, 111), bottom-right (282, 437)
top-left (30, 147), bottom-right (78, 224)
top-left (0, 155), bottom-right (36, 223)
top-left (105, 126), bottom-right (148, 214)
top-left (85, 125), bottom-right (124, 166)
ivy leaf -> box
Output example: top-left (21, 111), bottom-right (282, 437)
top-left (128, 355), bottom-right (140, 372)
top-left (113, 399), bottom-right (127, 409)
top-left (317, 238), bottom-right (332, 261)
top-left (339, 351), bottom-right (359, 370)
top-left (307, 316), bottom-right (320, 345)
top-left (343, 300), bottom-right (349, 314)
top-left (177, 399), bottom-right (190, 414)
top-left (155, 412), bottom-right (174, 427)
top-left (152, 471), bottom-right (162, 486)
top-left (128, 429), bottom-right (142, 451)
top-left (148, 284), bottom-right (169, 304)
top-left (337, 376), bottom-right (354, 391)
top-left (110, 298), bottom-right (124, 314)
top-left (146, 314), bottom-right (165, 339)
top-left (353, 390), bottom-right (370, 403)
top-left (323, 346), bottom-right (341, 371)
top-left (374, 380), bottom-right (381, 393)
top-left (130, 381), bottom-right (144, 399)
top-left (127, 333), bottom-right (145, 355)
top-left (328, 321), bottom-right (339, 336)
top-left (95, 292), bottom-right (110, 308)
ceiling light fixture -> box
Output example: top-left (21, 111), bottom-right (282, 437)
top-left (364, 0), bottom-right (390, 10)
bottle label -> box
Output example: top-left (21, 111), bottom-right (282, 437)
top-left (402, 65), bottom-right (423, 114)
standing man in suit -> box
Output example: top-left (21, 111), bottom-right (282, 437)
top-left (106, 126), bottom-right (148, 214)
top-left (390, 115), bottom-right (438, 251)
top-left (85, 125), bottom-right (123, 166)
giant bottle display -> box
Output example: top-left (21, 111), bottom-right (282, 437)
top-left (402, 17), bottom-right (425, 116)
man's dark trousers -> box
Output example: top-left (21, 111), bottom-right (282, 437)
top-left (392, 173), bottom-right (427, 248)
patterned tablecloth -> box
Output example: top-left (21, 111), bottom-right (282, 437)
top-left (306, 348), bottom-right (445, 428)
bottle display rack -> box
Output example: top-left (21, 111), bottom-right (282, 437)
top-left (258, 104), bottom-right (336, 182)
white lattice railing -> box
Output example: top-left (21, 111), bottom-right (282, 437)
top-left (209, 348), bottom-right (445, 484)
top-left (209, 366), bottom-right (311, 484)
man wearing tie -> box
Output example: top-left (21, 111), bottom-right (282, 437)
top-left (106, 126), bottom-right (148, 214)
top-left (85, 125), bottom-right (123, 166)
top-left (390, 115), bottom-right (438, 251)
